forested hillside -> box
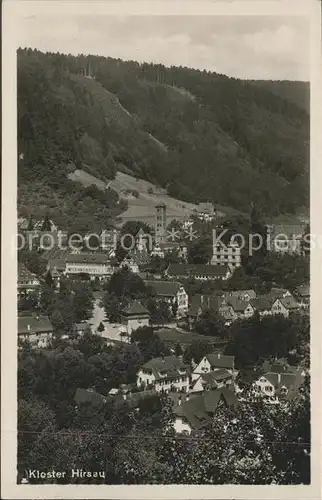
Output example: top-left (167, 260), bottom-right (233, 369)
top-left (18, 48), bottom-right (309, 226)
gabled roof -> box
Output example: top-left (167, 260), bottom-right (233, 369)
top-left (259, 372), bottom-right (304, 392)
top-left (278, 296), bottom-right (299, 310)
top-left (41, 247), bottom-right (70, 262)
top-left (205, 352), bottom-right (235, 370)
top-left (18, 263), bottom-right (40, 285)
top-left (18, 315), bottom-right (53, 335)
top-left (199, 369), bottom-right (232, 386)
top-left (74, 388), bottom-right (110, 407)
top-left (141, 355), bottom-right (188, 379)
top-left (224, 297), bottom-right (250, 313)
top-left (263, 373), bottom-right (279, 387)
top-left (262, 359), bottom-right (304, 375)
top-left (49, 267), bottom-right (60, 278)
top-left (262, 360), bottom-right (289, 374)
top-left (126, 248), bottom-right (151, 266)
top-left (122, 300), bottom-right (150, 317)
top-left (295, 285), bottom-right (310, 298)
top-left (223, 289), bottom-right (256, 301)
top-left (268, 287), bottom-right (291, 299)
top-left (175, 388), bottom-right (239, 430)
top-left (144, 280), bottom-right (183, 297)
top-left (66, 253), bottom-right (110, 264)
top-left (48, 259), bottom-right (66, 272)
top-left (250, 296), bottom-right (274, 311)
top-left (187, 294), bottom-right (220, 317)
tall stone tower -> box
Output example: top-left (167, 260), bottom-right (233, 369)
top-left (155, 202), bottom-right (167, 245)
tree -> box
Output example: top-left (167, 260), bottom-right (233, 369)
top-left (250, 204), bottom-right (267, 259)
top-left (103, 293), bottom-right (122, 322)
top-left (174, 343), bottom-right (183, 357)
top-left (159, 391), bottom-right (306, 484)
top-left (131, 326), bottom-right (170, 362)
top-left (97, 321), bottom-right (105, 333)
top-left (50, 309), bottom-right (66, 333)
top-left (27, 215), bottom-right (34, 230)
top-left (301, 223), bottom-right (310, 256)
top-left (18, 397), bottom-right (57, 474)
top-left (72, 282), bottom-right (94, 322)
top-left (44, 270), bottom-right (54, 287)
top-left (76, 331), bottom-right (106, 359)
top-left (183, 340), bottom-right (213, 364)
top-left (225, 314), bottom-right (304, 370)
top-left (121, 220), bottom-right (151, 238)
top-left (187, 234), bottom-right (212, 264)
top-left (107, 268), bottom-right (147, 299)
top-left (18, 291), bottom-right (39, 312)
top-left (195, 308), bottom-right (225, 338)
top-left (41, 213), bottom-right (52, 231)
top-left (18, 248), bottom-right (46, 276)
top-left (171, 300), bottom-right (178, 318)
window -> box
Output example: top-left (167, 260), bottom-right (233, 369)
top-left (265, 385), bottom-right (273, 392)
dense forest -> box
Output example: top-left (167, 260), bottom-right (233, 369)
top-left (18, 48), bottom-right (309, 227)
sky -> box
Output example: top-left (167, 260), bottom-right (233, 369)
top-left (17, 14), bottom-right (310, 80)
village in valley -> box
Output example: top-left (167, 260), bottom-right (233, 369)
top-left (15, 29), bottom-right (311, 483)
top-left (17, 194), bottom-right (310, 476)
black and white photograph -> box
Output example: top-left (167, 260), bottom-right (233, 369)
top-left (1, 0), bottom-right (321, 498)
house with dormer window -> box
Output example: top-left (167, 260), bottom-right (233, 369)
top-left (191, 369), bottom-right (233, 394)
top-left (18, 314), bottom-right (54, 348)
top-left (173, 387), bottom-right (239, 434)
top-left (271, 296), bottom-right (299, 318)
top-left (252, 371), bottom-right (305, 404)
top-left (191, 352), bottom-right (236, 382)
top-left (136, 355), bottom-right (190, 393)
